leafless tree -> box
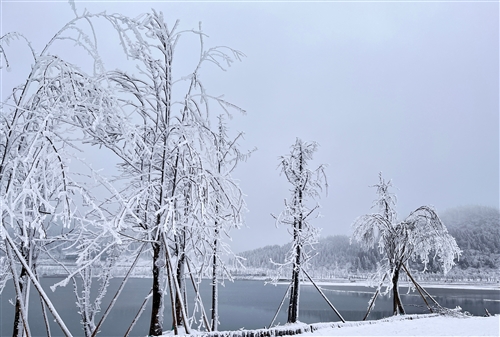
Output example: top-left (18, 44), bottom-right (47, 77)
top-left (75, 11), bottom-right (245, 335)
top-left (272, 138), bottom-right (327, 324)
top-left (351, 173), bottom-right (461, 316)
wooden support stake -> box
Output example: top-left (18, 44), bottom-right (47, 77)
top-left (91, 243), bottom-right (146, 337)
top-left (124, 289), bottom-right (152, 337)
top-left (269, 282), bottom-right (292, 328)
top-left (186, 258), bottom-right (211, 332)
top-left (402, 264), bottom-right (434, 313)
top-left (301, 268), bottom-right (345, 323)
top-left (363, 273), bottom-right (388, 321)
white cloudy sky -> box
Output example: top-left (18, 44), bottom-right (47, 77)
top-left (1, 1), bottom-right (498, 252)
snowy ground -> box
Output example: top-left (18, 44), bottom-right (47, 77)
top-left (296, 314), bottom-right (500, 337)
top-left (166, 314), bottom-right (499, 336)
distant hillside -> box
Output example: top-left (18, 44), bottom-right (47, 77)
top-left (441, 205), bottom-right (500, 270)
top-left (237, 205), bottom-right (500, 277)
top-left (237, 235), bottom-right (381, 276)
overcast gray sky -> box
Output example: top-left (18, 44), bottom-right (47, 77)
top-left (1, 0), bottom-right (498, 253)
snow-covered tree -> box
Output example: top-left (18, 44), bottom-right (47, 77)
top-left (351, 173), bottom-right (461, 315)
top-left (1, 14), bottom-right (123, 336)
top-left (273, 138), bottom-right (327, 324)
top-left (205, 115), bottom-right (250, 331)
top-left (2, 7), bottom-right (247, 335)
top-left (74, 11), bottom-right (245, 336)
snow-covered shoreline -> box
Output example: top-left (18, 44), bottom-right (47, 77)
top-left (164, 314), bottom-right (500, 337)
top-left (299, 314), bottom-right (500, 336)
top-left (272, 279), bottom-right (500, 291)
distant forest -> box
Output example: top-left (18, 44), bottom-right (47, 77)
top-left (235, 205), bottom-right (500, 277)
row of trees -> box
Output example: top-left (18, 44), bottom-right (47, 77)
top-left (270, 166), bottom-right (461, 323)
top-left (1, 9), bottom-right (249, 337)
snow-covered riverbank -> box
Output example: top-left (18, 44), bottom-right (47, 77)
top-left (277, 279), bottom-right (500, 291)
top-left (171, 314), bottom-right (499, 337)
top-left (299, 314), bottom-right (500, 336)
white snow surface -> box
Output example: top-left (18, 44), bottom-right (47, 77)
top-left (298, 315), bottom-right (500, 336)
top-left (163, 314), bottom-right (499, 337)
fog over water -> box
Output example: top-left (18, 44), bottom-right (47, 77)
top-left (1, 1), bottom-right (498, 252)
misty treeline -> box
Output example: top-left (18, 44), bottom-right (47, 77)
top-left (1, 8), bottom-right (252, 337)
top-left (237, 205), bottom-right (500, 279)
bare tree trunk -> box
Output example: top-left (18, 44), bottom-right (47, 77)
top-left (175, 241), bottom-right (186, 328)
top-left (288, 151), bottom-right (304, 324)
top-left (164, 236), bottom-right (190, 335)
top-left (149, 241), bottom-right (165, 336)
top-left (391, 266), bottom-right (405, 315)
top-left (288, 218), bottom-right (301, 323)
top-left (12, 266), bottom-right (28, 337)
top-left (211, 226), bottom-right (219, 331)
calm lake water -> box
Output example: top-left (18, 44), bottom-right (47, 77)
top-left (1, 278), bottom-right (499, 337)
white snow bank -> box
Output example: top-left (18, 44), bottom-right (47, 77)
top-left (162, 314), bottom-right (499, 337)
top-left (299, 314), bottom-right (500, 336)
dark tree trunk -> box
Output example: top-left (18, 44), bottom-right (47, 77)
top-left (12, 266), bottom-right (28, 337)
top-left (288, 217), bottom-right (302, 323)
top-left (175, 244), bottom-right (186, 328)
top-left (391, 266), bottom-right (405, 315)
top-left (287, 151), bottom-right (304, 324)
top-left (149, 241), bottom-right (165, 336)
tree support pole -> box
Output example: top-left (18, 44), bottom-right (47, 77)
top-left (124, 289), bottom-right (152, 337)
top-left (34, 268), bottom-right (52, 337)
top-left (269, 282), bottom-right (292, 328)
top-left (401, 264), bottom-right (434, 313)
top-left (402, 264), bottom-right (441, 308)
top-left (186, 258), bottom-right (211, 332)
top-left (91, 243), bottom-right (146, 337)
top-left (4, 232), bottom-right (73, 337)
top-left (165, 250), bottom-right (178, 335)
top-left (363, 273), bottom-right (387, 321)
top-left (301, 267), bottom-right (345, 323)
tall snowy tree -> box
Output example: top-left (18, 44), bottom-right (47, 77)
top-left (73, 11), bottom-right (245, 336)
top-left (205, 116), bottom-right (250, 331)
top-left (273, 138), bottom-right (327, 324)
top-left (351, 173), bottom-right (461, 315)
top-left (1, 13), bottom-right (126, 337)
top-left (2, 8), bottom-right (247, 336)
